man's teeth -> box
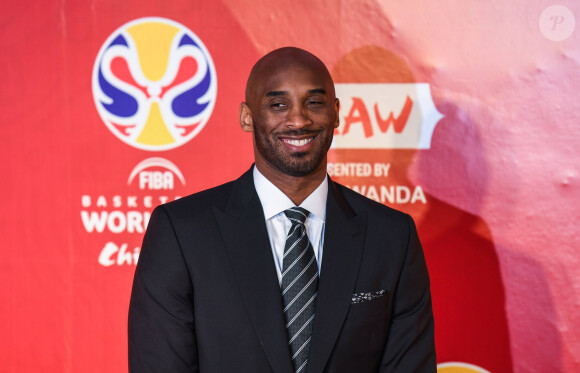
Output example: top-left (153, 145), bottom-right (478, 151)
top-left (284, 137), bottom-right (314, 146)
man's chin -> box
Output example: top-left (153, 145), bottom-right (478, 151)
top-left (279, 159), bottom-right (323, 177)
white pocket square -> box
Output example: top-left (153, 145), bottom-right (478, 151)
top-left (351, 290), bottom-right (386, 304)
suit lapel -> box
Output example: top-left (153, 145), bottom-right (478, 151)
top-left (307, 181), bottom-right (367, 373)
top-left (214, 169), bottom-right (294, 373)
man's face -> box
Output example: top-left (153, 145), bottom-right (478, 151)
top-left (245, 63), bottom-right (339, 178)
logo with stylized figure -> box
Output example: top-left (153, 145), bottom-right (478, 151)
top-left (92, 17), bottom-right (217, 151)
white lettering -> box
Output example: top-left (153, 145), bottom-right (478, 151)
top-left (373, 163), bottom-right (391, 177)
top-left (380, 185), bottom-right (395, 204)
top-left (127, 196), bottom-right (137, 208)
top-left (396, 186), bottom-right (410, 203)
top-left (107, 211), bottom-right (127, 233)
top-left (139, 171), bottom-right (174, 190)
top-left (98, 242), bottom-right (141, 267)
top-left (348, 184), bottom-right (428, 205)
top-left (80, 210), bottom-right (152, 233)
top-left (80, 195), bottom-right (179, 208)
top-left (81, 211), bottom-right (108, 233)
top-left (96, 196), bottom-right (107, 207)
top-left (127, 211), bottom-right (144, 233)
top-left (116, 243), bottom-right (133, 265)
top-left (327, 162), bottom-right (372, 177)
top-left (367, 185), bottom-right (379, 201)
top-left (113, 195), bottom-right (122, 208)
top-left (98, 242), bottom-right (118, 266)
top-left (411, 185), bottom-right (427, 204)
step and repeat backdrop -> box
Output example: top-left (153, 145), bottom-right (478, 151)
top-left (2, 1), bottom-right (579, 372)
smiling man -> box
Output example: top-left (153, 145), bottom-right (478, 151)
top-left (128, 47), bottom-right (436, 373)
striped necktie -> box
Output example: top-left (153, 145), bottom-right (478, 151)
top-left (281, 207), bottom-right (318, 373)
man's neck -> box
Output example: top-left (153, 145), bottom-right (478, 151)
top-left (254, 162), bottom-right (327, 206)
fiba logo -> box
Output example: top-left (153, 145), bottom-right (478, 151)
top-left (127, 157), bottom-right (186, 190)
top-left (92, 17), bottom-right (217, 151)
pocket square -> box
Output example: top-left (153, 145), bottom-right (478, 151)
top-left (351, 290), bottom-right (386, 304)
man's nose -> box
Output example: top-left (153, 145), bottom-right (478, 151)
top-left (285, 106), bottom-right (312, 128)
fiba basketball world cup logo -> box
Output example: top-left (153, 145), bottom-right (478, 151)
top-left (92, 17), bottom-right (217, 151)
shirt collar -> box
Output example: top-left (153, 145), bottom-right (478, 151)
top-left (253, 166), bottom-right (328, 222)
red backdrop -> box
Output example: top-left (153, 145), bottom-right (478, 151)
top-left (2, 1), bottom-right (579, 372)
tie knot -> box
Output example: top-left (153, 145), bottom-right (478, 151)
top-left (284, 207), bottom-right (310, 225)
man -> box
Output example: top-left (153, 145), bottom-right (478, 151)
top-left (128, 47), bottom-right (435, 372)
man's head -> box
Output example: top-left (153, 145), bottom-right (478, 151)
top-left (240, 47), bottom-right (339, 180)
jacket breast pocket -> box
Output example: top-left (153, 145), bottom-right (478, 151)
top-left (338, 290), bottom-right (392, 356)
top-left (345, 290), bottom-right (390, 321)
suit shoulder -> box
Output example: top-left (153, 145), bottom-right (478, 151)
top-left (157, 179), bottom-right (235, 219)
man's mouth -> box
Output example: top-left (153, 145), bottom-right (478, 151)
top-left (281, 136), bottom-right (316, 147)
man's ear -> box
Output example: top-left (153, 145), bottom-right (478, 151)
top-left (333, 98), bottom-right (340, 128)
top-left (239, 102), bottom-right (253, 132)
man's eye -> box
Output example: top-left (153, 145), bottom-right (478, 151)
top-left (271, 102), bottom-right (287, 108)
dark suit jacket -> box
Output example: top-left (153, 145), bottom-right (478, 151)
top-left (128, 167), bottom-right (435, 372)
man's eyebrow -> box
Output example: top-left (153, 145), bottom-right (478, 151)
top-left (308, 88), bottom-right (327, 95)
top-left (265, 88), bottom-right (328, 97)
top-left (266, 90), bottom-right (287, 97)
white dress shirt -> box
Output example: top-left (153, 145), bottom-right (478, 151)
top-left (253, 166), bottom-right (327, 285)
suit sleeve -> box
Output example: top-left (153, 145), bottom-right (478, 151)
top-left (128, 206), bottom-right (198, 372)
top-left (380, 214), bottom-right (436, 372)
